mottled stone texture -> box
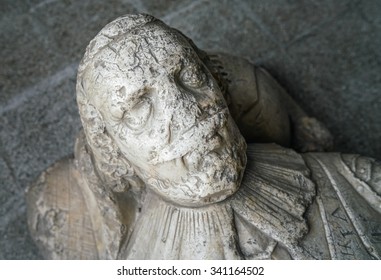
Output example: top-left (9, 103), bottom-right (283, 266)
top-left (0, 0), bottom-right (380, 259)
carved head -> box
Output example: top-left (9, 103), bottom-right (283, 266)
top-left (76, 14), bottom-right (246, 206)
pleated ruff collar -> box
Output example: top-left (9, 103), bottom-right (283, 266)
top-left (120, 144), bottom-right (316, 259)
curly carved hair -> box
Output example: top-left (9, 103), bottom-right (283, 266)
top-left (76, 14), bottom-right (160, 191)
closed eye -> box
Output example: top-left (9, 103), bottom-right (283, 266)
top-left (123, 96), bottom-right (152, 130)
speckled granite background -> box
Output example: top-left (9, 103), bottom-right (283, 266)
top-left (0, 0), bottom-right (380, 259)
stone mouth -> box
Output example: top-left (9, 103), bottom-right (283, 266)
top-left (149, 108), bottom-right (229, 165)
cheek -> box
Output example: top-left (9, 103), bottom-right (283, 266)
top-left (111, 122), bottom-right (168, 167)
top-left (115, 135), bottom-right (153, 171)
top-left (147, 123), bottom-right (167, 142)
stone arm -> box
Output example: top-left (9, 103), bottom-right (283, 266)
top-left (25, 131), bottom-right (140, 259)
top-left (301, 152), bottom-right (381, 259)
top-left (231, 143), bottom-right (381, 259)
top-left (208, 52), bottom-right (333, 152)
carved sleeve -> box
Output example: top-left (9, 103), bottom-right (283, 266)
top-left (302, 152), bottom-right (381, 259)
top-left (207, 52), bottom-right (291, 146)
top-left (25, 158), bottom-right (99, 259)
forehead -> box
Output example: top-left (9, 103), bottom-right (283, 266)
top-left (133, 22), bottom-right (194, 62)
top-left (85, 22), bottom-right (202, 106)
top-left (94, 22), bottom-right (197, 80)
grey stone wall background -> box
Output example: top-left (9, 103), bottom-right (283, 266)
top-left (0, 0), bottom-right (380, 259)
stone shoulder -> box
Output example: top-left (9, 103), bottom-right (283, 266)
top-left (26, 157), bottom-right (98, 259)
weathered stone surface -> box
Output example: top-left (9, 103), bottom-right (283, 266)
top-left (0, 0), bottom-right (380, 259)
top-left (0, 204), bottom-right (42, 259)
top-left (0, 0), bottom-right (139, 105)
top-left (166, 0), bottom-right (278, 60)
top-left (138, 0), bottom-right (193, 18)
top-left (240, 0), bottom-right (353, 45)
top-left (0, 154), bottom-right (41, 259)
top-left (0, 66), bottom-right (81, 189)
top-left (260, 5), bottom-right (381, 159)
top-left (0, 13), bottom-right (65, 104)
top-left (0, 157), bottom-right (20, 218)
top-left (24, 14), bottom-right (381, 260)
top-left (30, 0), bottom-right (138, 61)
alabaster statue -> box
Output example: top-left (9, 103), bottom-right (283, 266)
top-left (26, 14), bottom-right (381, 260)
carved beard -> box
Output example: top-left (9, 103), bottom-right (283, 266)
top-left (140, 117), bottom-right (247, 207)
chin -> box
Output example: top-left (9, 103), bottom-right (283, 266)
top-left (145, 123), bottom-right (247, 207)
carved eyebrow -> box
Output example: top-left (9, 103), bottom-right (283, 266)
top-left (107, 87), bottom-right (146, 119)
top-left (120, 86), bottom-right (149, 106)
top-left (108, 86), bottom-right (138, 112)
top-left (161, 53), bottom-right (184, 68)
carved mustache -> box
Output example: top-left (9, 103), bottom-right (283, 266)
top-left (148, 108), bottom-right (229, 165)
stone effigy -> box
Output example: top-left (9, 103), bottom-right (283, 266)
top-left (26, 14), bottom-right (381, 260)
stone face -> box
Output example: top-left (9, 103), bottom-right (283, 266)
top-left (74, 14), bottom-right (248, 209)
top-left (1, 0), bottom-right (380, 259)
